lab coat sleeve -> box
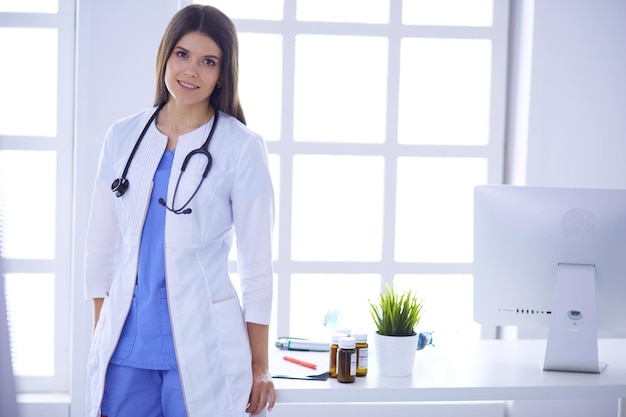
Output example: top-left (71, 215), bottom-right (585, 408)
top-left (84, 124), bottom-right (122, 300)
top-left (232, 134), bottom-right (274, 325)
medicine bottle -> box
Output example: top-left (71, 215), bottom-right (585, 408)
top-left (352, 332), bottom-right (368, 377)
top-left (337, 336), bottom-right (356, 383)
top-left (329, 333), bottom-right (340, 378)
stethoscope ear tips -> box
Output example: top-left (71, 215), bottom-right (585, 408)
top-left (111, 178), bottom-right (129, 197)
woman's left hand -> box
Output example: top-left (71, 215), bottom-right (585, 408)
top-left (246, 363), bottom-right (276, 415)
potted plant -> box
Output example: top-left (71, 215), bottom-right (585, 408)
top-left (369, 284), bottom-right (424, 376)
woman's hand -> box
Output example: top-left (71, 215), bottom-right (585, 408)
top-left (246, 363), bottom-right (276, 415)
top-left (246, 322), bottom-right (276, 415)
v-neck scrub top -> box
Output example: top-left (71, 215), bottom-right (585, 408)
top-left (110, 149), bottom-right (177, 370)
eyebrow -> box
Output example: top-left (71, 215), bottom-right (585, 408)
top-left (174, 46), bottom-right (221, 61)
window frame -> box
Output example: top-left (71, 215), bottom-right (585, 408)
top-left (0, 0), bottom-right (75, 393)
top-left (187, 0), bottom-right (510, 339)
top-left (0, 0), bottom-right (508, 404)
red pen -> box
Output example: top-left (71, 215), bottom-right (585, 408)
top-left (283, 355), bottom-right (317, 370)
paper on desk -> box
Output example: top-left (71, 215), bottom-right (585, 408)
top-left (271, 352), bottom-right (329, 381)
top-left (272, 372), bottom-right (330, 381)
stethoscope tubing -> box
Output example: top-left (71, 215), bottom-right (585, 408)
top-left (122, 103), bottom-right (165, 180)
top-left (111, 103), bottom-right (219, 215)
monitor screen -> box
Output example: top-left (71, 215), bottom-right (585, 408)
top-left (473, 184), bottom-right (626, 372)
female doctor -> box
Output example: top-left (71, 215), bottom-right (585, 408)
top-left (84, 5), bottom-right (276, 417)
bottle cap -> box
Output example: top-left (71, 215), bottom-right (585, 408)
top-left (352, 332), bottom-right (367, 342)
top-left (338, 336), bottom-right (356, 349)
top-left (331, 333), bottom-right (342, 343)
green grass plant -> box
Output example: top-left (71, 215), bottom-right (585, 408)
top-left (369, 284), bottom-right (423, 336)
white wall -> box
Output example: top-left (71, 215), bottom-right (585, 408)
top-left (507, 1), bottom-right (626, 416)
top-left (522, 0), bottom-right (626, 189)
top-left (70, 1), bottom-right (176, 415)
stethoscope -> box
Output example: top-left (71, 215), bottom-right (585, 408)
top-left (110, 102), bottom-right (219, 215)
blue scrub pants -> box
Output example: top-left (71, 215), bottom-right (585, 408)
top-left (101, 363), bottom-right (187, 417)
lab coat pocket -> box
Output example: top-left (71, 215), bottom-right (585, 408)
top-left (211, 296), bottom-right (251, 377)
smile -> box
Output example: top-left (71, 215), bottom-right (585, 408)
top-left (179, 80), bottom-right (199, 89)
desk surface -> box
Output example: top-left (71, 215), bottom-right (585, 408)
top-left (271, 339), bottom-right (626, 403)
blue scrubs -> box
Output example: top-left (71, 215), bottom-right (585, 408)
top-left (101, 364), bottom-right (185, 417)
top-left (103, 149), bottom-right (186, 416)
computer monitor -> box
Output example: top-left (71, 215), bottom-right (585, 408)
top-left (473, 184), bottom-right (626, 373)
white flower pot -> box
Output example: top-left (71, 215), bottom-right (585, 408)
top-left (374, 332), bottom-right (418, 377)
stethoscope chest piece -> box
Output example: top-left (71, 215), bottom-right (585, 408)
top-left (111, 177), bottom-right (129, 197)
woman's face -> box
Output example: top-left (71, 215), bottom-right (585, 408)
top-left (164, 31), bottom-right (222, 108)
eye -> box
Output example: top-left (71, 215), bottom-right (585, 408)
top-left (175, 50), bottom-right (188, 59)
top-left (203, 58), bottom-right (216, 66)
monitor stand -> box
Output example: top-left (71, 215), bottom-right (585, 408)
top-left (543, 263), bottom-right (607, 373)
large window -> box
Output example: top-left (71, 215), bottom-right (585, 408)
top-left (0, 0), bottom-right (507, 404)
top-left (0, 0), bottom-right (75, 391)
top-left (192, 0), bottom-right (509, 345)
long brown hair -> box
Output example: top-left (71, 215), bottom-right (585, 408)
top-left (154, 5), bottom-right (246, 124)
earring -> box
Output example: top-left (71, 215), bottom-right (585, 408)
top-left (216, 82), bottom-right (221, 89)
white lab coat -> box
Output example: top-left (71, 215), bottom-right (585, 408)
top-left (84, 107), bottom-right (274, 417)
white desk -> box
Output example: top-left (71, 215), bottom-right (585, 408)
top-left (271, 339), bottom-right (626, 416)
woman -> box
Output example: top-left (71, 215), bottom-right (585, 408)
top-left (84, 5), bottom-right (276, 416)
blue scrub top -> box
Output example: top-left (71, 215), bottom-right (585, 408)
top-left (110, 149), bottom-right (177, 370)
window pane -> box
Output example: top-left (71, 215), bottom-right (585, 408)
top-left (294, 35), bottom-right (388, 144)
top-left (398, 38), bottom-right (492, 145)
top-left (193, 0), bottom-right (283, 20)
top-left (402, 0), bottom-right (493, 27)
top-left (4, 273), bottom-right (55, 376)
top-left (395, 157), bottom-right (487, 263)
top-left (0, 0), bottom-right (58, 13)
top-left (0, 151), bottom-right (56, 259)
top-left (239, 33), bottom-right (283, 142)
top-left (297, 0), bottom-right (389, 23)
top-left (394, 274), bottom-right (481, 346)
top-left (290, 273), bottom-right (381, 340)
top-left (292, 155), bottom-right (384, 261)
top-left (0, 28), bottom-right (58, 137)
